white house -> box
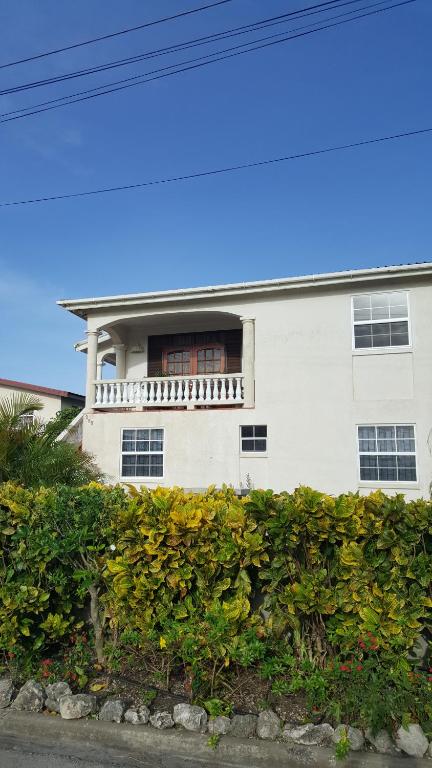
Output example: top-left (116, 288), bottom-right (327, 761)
top-left (0, 378), bottom-right (84, 425)
top-left (58, 263), bottom-right (432, 499)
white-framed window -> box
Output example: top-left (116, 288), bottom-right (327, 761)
top-left (240, 425), bottom-right (267, 453)
top-left (121, 428), bottom-right (164, 478)
top-left (352, 291), bottom-right (410, 349)
top-left (17, 412), bottom-right (34, 428)
top-left (357, 425), bottom-right (417, 483)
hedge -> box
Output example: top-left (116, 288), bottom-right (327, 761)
top-left (0, 482), bottom-right (431, 669)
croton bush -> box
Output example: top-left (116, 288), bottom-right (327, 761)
top-left (0, 482), bottom-right (430, 712)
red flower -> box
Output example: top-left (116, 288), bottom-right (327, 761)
top-left (41, 659), bottom-right (53, 666)
top-left (339, 665), bottom-right (350, 672)
top-left (356, 665), bottom-right (363, 671)
top-left (427, 676), bottom-right (432, 682)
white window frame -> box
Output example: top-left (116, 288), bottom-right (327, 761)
top-left (17, 412), bottom-right (35, 428)
top-left (351, 291), bottom-right (411, 353)
top-left (356, 423), bottom-right (418, 486)
top-left (239, 425), bottom-right (268, 455)
top-left (120, 427), bottom-right (165, 480)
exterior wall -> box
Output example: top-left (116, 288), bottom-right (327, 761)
top-left (81, 278), bottom-right (432, 499)
top-left (0, 384), bottom-right (62, 422)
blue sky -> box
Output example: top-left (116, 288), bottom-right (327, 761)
top-left (0, 0), bottom-right (431, 393)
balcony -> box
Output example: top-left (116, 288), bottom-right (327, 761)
top-left (94, 373), bottom-right (244, 409)
top-left (83, 311), bottom-right (255, 410)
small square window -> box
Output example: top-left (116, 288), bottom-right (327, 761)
top-left (240, 426), bottom-right (267, 453)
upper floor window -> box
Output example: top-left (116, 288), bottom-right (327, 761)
top-left (352, 291), bottom-right (409, 349)
top-left (163, 344), bottom-right (225, 375)
top-left (166, 351), bottom-right (191, 376)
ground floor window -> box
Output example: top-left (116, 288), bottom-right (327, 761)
top-left (18, 412), bottom-right (35, 428)
top-left (240, 425), bottom-right (267, 452)
top-left (357, 424), bottom-right (417, 482)
top-left (121, 428), bottom-right (164, 478)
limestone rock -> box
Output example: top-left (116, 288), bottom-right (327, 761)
top-left (283, 723), bottom-right (314, 742)
top-left (285, 723), bottom-right (334, 746)
top-left (99, 698), bottom-right (126, 723)
top-left (365, 728), bottom-right (396, 754)
top-left (395, 724), bottom-right (428, 758)
top-left (45, 698), bottom-right (61, 713)
top-left (173, 703), bottom-right (207, 733)
top-left (407, 634), bottom-right (429, 661)
top-left (229, 714), bottom-right (258, 738)
top-left (124, 706), bottom-right (150, 725)
top-left (333, 724), bottom-right (364, 752)
top-left (45, 682), bottom-right (71, 702)
top-left (0, 678), bottom-right (14, 709)
top-left (257, 710), bottom-right (281, 740)
top-left (208, 716), bottom-right (231, 736)
top-left (11, 680), bottom-right (44, 712)
top-left (150, 711), bottom-right (174, 729)
top-left (59, 693), bottom-right (97, 720)
top-left (45, 682), bottom-right (72, 712)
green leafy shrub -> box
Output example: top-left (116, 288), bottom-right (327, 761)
top-left (0, 480), bottom-right (431, 734)
top-left (0, 394), bottom-right (100, 487)
top-left (104, 485), bottom-right (269, 691)
top-left (0, 482), bottom-right (77, 657)
top-left (246, 487), bottom-right (432, 662)
top-left (0, 482), bottom-right (127, 664)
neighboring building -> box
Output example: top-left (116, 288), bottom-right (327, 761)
top-left (58, 262), bottom-right (432, 499)
top-left (0, 378), bottom-right (85, 425)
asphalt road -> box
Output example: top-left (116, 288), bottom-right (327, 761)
top-left (0, 736), bottom-right (214, 768)
top-left (0, 714), bottom-right (425, 768)
top-left (0, 733), bottom-right (267, 768)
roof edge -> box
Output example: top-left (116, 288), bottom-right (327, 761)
top-left (0, 378), bottom-right (84, 400)
top-left (57, 262), bottom-right (432, 318)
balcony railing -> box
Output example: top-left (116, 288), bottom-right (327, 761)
top-left (94, 373), bottom-right (244, 408)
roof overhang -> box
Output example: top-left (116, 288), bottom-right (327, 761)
top-left (0, 378), bottom-right (84, 400)
top-left (57, 262), bottom-right (432, 320)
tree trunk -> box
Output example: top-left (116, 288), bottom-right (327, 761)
top-left (88, 583), bottom-right (105, 665)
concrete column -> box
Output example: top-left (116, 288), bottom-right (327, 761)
top-left (85, 330), bottom-right (99, 409)
top-left (114, 344), bottom-right (126, 379)
top-left (96, 361), bottom-right (104, 380)
top-left (241, 317), bottom-right (255, 407)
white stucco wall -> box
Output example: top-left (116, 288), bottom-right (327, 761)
top-left (0, 384), bottom-right (62, 423)
top-left (80, 278), bottom-right (432, 499)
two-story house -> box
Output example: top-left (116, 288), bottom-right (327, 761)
top-left (58, 262), bottom-right (432, 499)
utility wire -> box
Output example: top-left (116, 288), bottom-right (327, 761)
top-left (0, 0), bottom-right (415, 124)
top-left (0, 0), bottom-right (364, 95)
top-left (1, 126), bottom-right (430, 207)
top-left (0, 0), bottom-right (234, 70)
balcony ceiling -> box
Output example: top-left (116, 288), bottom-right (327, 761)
top-left (104, 310), bottom-right (242, 342)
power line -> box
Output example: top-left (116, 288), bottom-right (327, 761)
top-left (1, 126), bottom-right (430, 207)
top-left (0, 0), bottom-right (233, 70)
top-left (0, 0), bottom-right (365, 96)
top-left (0, 0), bottom-right (415, 124)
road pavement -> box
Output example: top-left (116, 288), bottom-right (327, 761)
top-left (0, 711), bottom-right (427, 768)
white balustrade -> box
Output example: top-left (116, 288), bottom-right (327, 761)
top-left (94, 374), bottom-right (244, 408)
